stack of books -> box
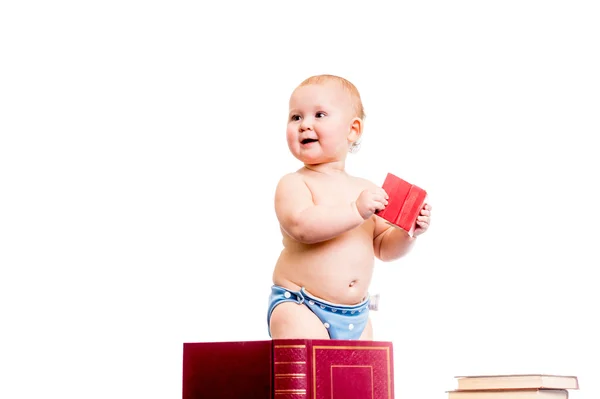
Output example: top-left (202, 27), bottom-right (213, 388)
top-left (447, 374), bottom-right (579, 399)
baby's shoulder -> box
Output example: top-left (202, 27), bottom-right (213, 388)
top-left (277, 171), bottom-right (305, 184)
top-left (275, 171), bottom-right (308, 192)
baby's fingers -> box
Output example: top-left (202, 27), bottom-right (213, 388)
top-left (416, 215), bottom-right (430, 227)
top-left (420, 204), bottom-right (432, 216)
top-left (375, 187), bottom-right (389, 199)
top-left (374, 201), bottom-right (387, 211)
top-left (372, 192), bottom-right (388, 206)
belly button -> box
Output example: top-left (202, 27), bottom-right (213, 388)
top-left (349, 280), bottom-right (356, 287)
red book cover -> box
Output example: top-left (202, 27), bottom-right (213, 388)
top-left (182, 339), bottom-right (395, 398)
top-left (376, 173), bottom-right (411, 223)
top-left (376, 173), bottom-right (427, 237)
top-left (396, 184), bottom-right (427, 236)
top-left (182, 340), bottom-right (273, 399)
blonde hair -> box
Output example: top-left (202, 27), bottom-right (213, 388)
top-left (297, 74), bottom-right (365, 153)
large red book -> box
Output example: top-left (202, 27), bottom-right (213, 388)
top-left (182, 339), bottom-right (395, 398)
top-left (376, 173), bottom-right (427, 237)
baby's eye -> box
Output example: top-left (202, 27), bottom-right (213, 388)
top-left (315, 112), bottom-right (326, 118)
top-left (290, 115), bottom-right (301, 121)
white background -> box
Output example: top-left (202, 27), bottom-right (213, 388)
top-left (1, 1), bottom-right (599, 398)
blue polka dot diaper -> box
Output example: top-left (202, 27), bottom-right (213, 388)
top-left (267, 284), bottom-right (370, 340)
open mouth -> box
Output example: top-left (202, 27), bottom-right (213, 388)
top-left (301, 138), bottom-right (318, 145)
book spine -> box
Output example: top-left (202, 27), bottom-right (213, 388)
top-left (273, 342), bottom-right (309, 398)
top-left (396, 185), bottom-right (427, 235)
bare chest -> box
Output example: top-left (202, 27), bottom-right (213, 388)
top-left (304, 176), bottom-right (366, 206)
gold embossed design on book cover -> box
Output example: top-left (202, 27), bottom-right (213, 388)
top-left (312, 345), bottom-right (391, 399)
top-left (274, 344), bottom-right (308, 396)
top-left (331, 365), bottom-right (374, 399)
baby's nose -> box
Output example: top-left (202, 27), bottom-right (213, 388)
top-left (300, 118), bottom-right (313, 130)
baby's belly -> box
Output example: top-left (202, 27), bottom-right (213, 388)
top-left (273, 232), bottom-right (375, 305)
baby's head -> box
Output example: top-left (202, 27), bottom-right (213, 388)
top-left (288, 75), bottom-right (366, 162)
top-left (295, 75), bottom-right (365, 153)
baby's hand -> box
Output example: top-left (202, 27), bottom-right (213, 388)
top-left (355, 188), bottom-right (389, 220)
top-left (413, 203), bottom-right (432, 237)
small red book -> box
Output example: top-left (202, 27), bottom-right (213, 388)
top-left (182, 339), bottom-right (395, 398)
top-left (376, 173), bottom-right (427, 236)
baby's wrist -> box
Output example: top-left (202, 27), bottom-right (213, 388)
top-left (350, 201), bottom-right (366, 222)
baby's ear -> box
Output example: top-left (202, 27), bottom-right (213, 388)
top-left (348, 117), bottom-right (363, 145)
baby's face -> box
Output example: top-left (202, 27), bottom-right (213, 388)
top-left (287, 82), bottom-right (357, 164)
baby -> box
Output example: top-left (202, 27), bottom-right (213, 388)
top-left (267, 74), bottom-right (432, 340)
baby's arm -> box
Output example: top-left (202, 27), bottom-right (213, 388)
top-left (275, 173), bottom-right (384, 244)
top-left (373, 203), bottom-right (432, 261)
top-left (373, 218), bottom-right (416, 262)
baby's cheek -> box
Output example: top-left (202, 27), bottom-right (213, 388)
top-left (285, 133), bottom-right (297, 148)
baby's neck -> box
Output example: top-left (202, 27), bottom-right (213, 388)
top-left (303, 161), bottom-right (347, 175)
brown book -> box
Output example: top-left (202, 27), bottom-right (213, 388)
top-left (448, 389), bottom-right (569, 399)
top-left (455, 375), bottom-right (579, 391)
